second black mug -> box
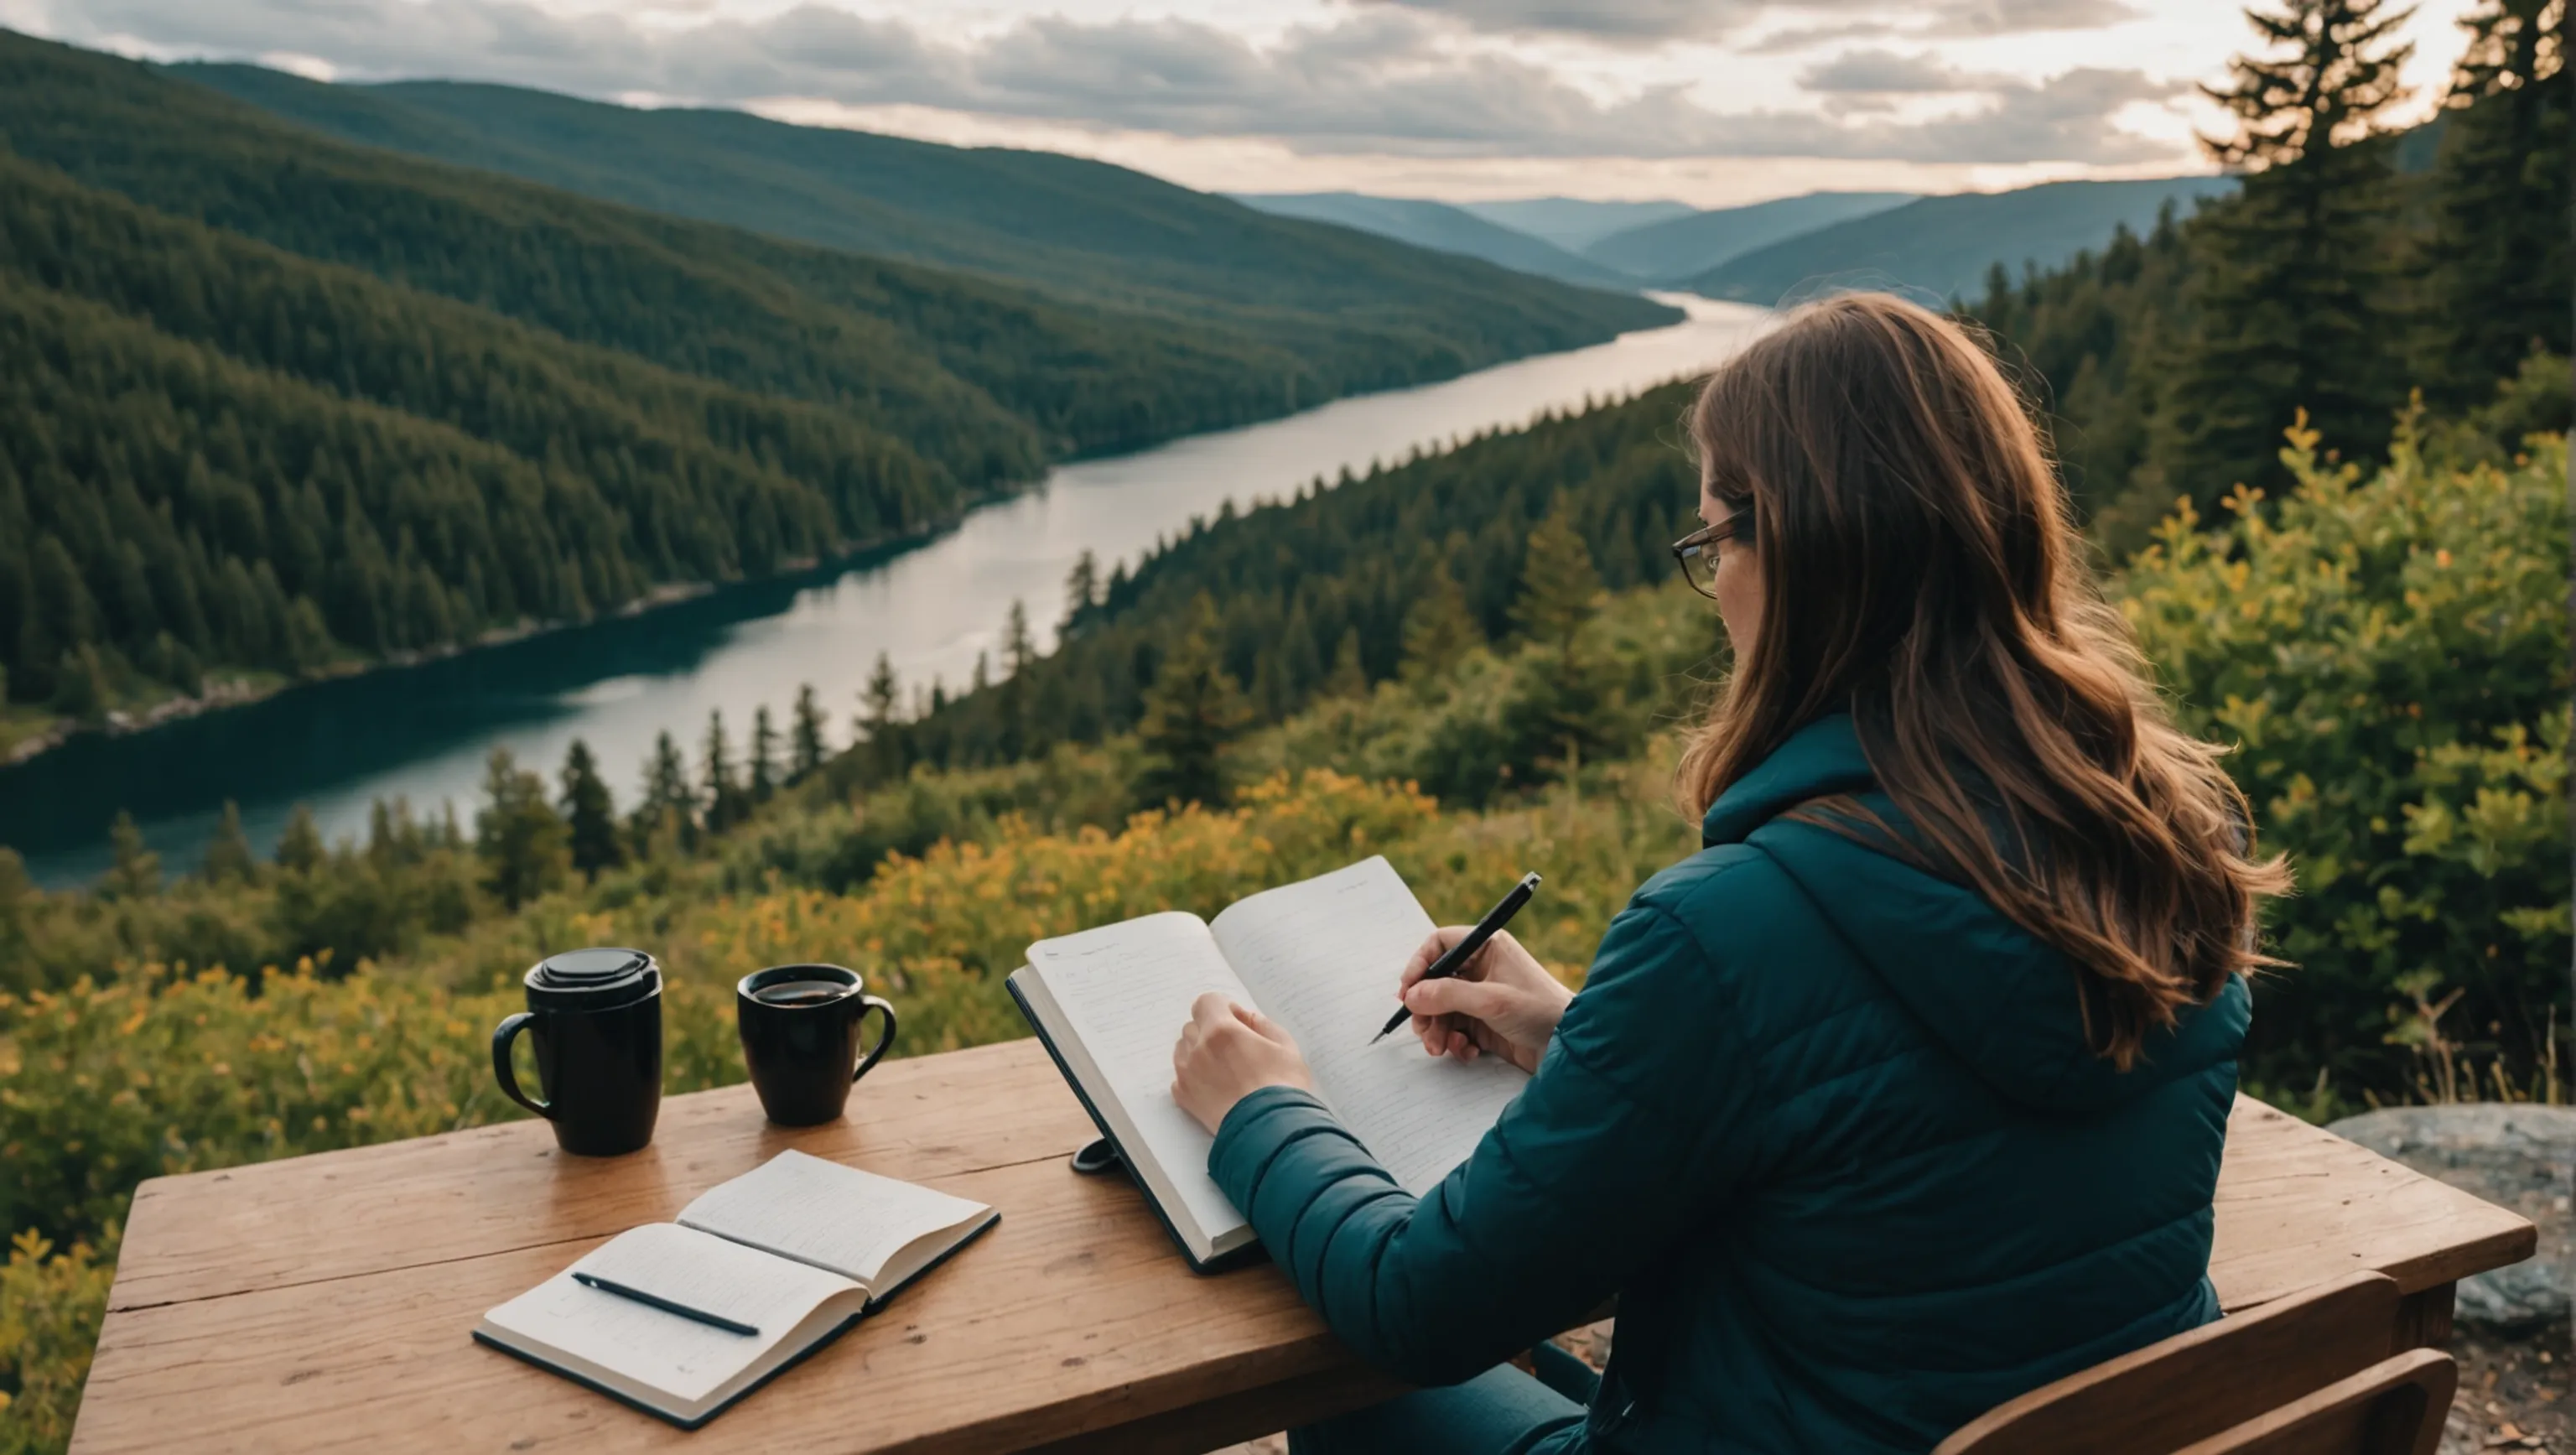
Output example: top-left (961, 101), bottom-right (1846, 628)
top-left (737, 964), bottom-right (898, 1125)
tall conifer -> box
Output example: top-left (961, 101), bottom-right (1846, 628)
top-left (2415, 0), bottom-right (2570, 406)
top-left (860, 653), bottom-right (903, 780)
top-left (475, 747), bottom-right (570, 910)
top-left (749, 706), bottom-right (781, 803)
top-left (273, 804), bottom-right (325, 874)
top-left (700, 710), bottom-right (743, 833)
top-left (789, 683), bottom-right (827, 780)
top-left (2148, 0), bottom-right (2416, 503)
top-left (1135, 595), bottom-right (1251, 808)
top-left (103, 810), bottom-right (160, 899)
top-left (558, 738), bottom-right (624, 878)
top-left (201, 800), bottom-right (260, 884)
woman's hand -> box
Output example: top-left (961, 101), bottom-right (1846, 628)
top-left (1398, 928), bottom-right (1571, 1074)
top-left (1172, 993), bottom-right (1318, 1134)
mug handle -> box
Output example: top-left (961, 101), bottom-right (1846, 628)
top-left (850, 995), bottom-right (898, 1083)
top-left (491, 1012), bottom-right (553, 1119)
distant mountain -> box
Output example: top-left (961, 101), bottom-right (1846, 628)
top-left (1688, 175), bottom-right (2241, 306)
top-left (170, 64), bottom-right (1675, 351)
top-left (1456, 197), bottom-right (1697, 252)
top-left (1584, 192), bottom-right (1918, 284)
top-left (1228, 191), bottom-right (1639, 290)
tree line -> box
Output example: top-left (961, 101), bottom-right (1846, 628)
top-left (1966, 0), bottom-right (2568, 548)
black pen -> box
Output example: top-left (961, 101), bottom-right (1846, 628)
top-left (574, 1271), bottom-right (761, 1337)
top-left (1370, 871), bottom-right (1542, 1045)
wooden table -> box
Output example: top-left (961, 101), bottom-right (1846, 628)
top-left (70, 1039), bottom-right (2536, 1454)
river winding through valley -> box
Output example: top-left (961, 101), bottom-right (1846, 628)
top-left (1, 296), bottom-right (1769, 887)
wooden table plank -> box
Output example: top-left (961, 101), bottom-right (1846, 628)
top-left (73, 1042), bottom-right (2538, 1454)
top-left (78, 1156), bottom-right (1391, 1455)
top-left (109, 1040), bottom-right (1092, 1312)
top-left (2207, 1099), bottom-right (2533, 1311)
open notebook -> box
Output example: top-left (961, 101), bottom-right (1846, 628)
top-left (1007, 855), bottom-right (1531, 1270)
top-left (474, 1150), bottom-right (998, 1428)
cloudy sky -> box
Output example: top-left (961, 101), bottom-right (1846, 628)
top-left (9, 0), bottom-right (2478, 206)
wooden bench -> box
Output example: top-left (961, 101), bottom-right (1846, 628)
top-left (69, 1038), bottom-right (2536, 1452)
top-left (1937, 1271), bottom-right (2454, 1455)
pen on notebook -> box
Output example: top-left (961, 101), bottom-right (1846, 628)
top-left (573, 1271), bottom-right (761, 1337)
top-left (1370, 871), bottom-right (1542, 1045)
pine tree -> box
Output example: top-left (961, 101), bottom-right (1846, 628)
top-left (749, 705), bottom-right (781, 804)
top-left (1134, 595), bottom-right (1252, 808)
top-left (997, 600), bottom-right (1036, 759)
top-left (789, 683), bottom-right (828, 780)
top-left (103, 810), bottom-right (160, 899)
top-left (636, 730), bottom-right (696, 850)
top-left (201, 799), bottom-right (259, 884)
top-left (700, 709), bottom-right (744, 834)
top-left (1323, 629), bottom-right (1369, 698)
top-left (1509, 499), bottom-right (1617, 783)
top-left (1513, 498), bottom-right (1605, 653)
top-left (2415, 0), bottom-right (2571, 407)
top-left (53, 644), bottom-right (107, 724)
top-left (475, 746), bottom-right (570, 911)
top-left (558, 738), bottom-right (624, 879)
top-left (1062, 549), bottom-right (1099, 631)
top-left (859, 653), bottom-right (902, 780)
top-left (274, 804), bottom-right (326, 873)
top-left (2148, 0), bottom-right (2416, 504)
top-left (1401, 564), bottom-right (1485, 681)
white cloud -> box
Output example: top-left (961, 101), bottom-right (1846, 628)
top-left (47, 0), bottom-right (2187, 166)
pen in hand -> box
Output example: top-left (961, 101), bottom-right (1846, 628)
top-left (574, 1271), bottom-right (761, 1337)
top-left (1370, 871), bottom-right (1542, 1046)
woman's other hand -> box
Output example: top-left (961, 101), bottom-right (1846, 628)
top-left (1399, 928), bottom-right (1571, 1074)
top-left (1172, 993), bottom-right (1318, 1134)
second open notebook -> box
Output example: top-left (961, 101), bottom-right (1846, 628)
top-left (474, 1150), bottom-right (998, 1427)
top-left (1007, 855), bottom-right (1532, 1270)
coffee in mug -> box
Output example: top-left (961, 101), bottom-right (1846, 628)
top-left (491, 948), bottom-right (663, 1156)
top-left (736, 964), bottom-right (898, 1126)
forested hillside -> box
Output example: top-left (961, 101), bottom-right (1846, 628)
top-left (1966, 0), bottom-right (2567, 544)
top-left (1581, 191), bottom-right (1916, 284)
top-left (171, 63), bottom-right (1671, 335)
top-left (0, 29), bottom-right (1670, 729)
top-left (1228, 192), bottom-right (1635, 288)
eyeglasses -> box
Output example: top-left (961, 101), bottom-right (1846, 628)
top-left (1670, 512), bottom-right (1750, 600)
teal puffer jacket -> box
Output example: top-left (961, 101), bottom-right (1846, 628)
top-left (1209, 713), bottom-right (2248, 1453)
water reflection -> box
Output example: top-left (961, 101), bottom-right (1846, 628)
top-left (0, 296), bottom-right (1768, 886)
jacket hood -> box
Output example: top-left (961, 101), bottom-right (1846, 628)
top-left (1701, 714), bottom-right (2247, 1115)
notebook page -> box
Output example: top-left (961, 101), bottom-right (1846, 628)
top-left (1026, 912), bottom-right (1255, 1242)
top-left (1211, 856), bottom-right (1530, 1195)
top-left (482, 1224), bottom-right (857, 1406)
top-left (677, 1150), bottom-right (991, 1291)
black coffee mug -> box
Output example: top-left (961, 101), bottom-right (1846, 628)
top-left (736, 964), bottom-right (898, 1126)
top-left (492, 948), bottom-right (663, 1156)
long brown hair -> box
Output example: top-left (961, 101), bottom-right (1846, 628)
top-left (1677, 292), bottom-right (2288, 1067)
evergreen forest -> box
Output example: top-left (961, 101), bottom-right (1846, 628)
top-left (0, 28), bottom-right (1670, 724)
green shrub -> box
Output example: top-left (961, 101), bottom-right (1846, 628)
top-left (2118, 414), bottom-right (2569, 1104)
top-left (0, 1228), bottom-right (113, 1455)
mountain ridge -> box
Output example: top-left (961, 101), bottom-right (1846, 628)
top-left (1687, 174), bottom-right (2241, 306)
top-left (1228, 190), bottom-right (1640, 290)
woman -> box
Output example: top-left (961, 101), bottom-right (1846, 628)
top-left (1168, 292), bottom-right (2288, 1455)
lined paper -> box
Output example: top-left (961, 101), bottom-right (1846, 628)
top-left (1212, 857), bottom-right (1530, 1194)
top-left (1026, 912), bottom-right (1257, 1241)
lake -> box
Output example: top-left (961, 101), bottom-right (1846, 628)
top-left (1, 296), bottom-right (1769, 888)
